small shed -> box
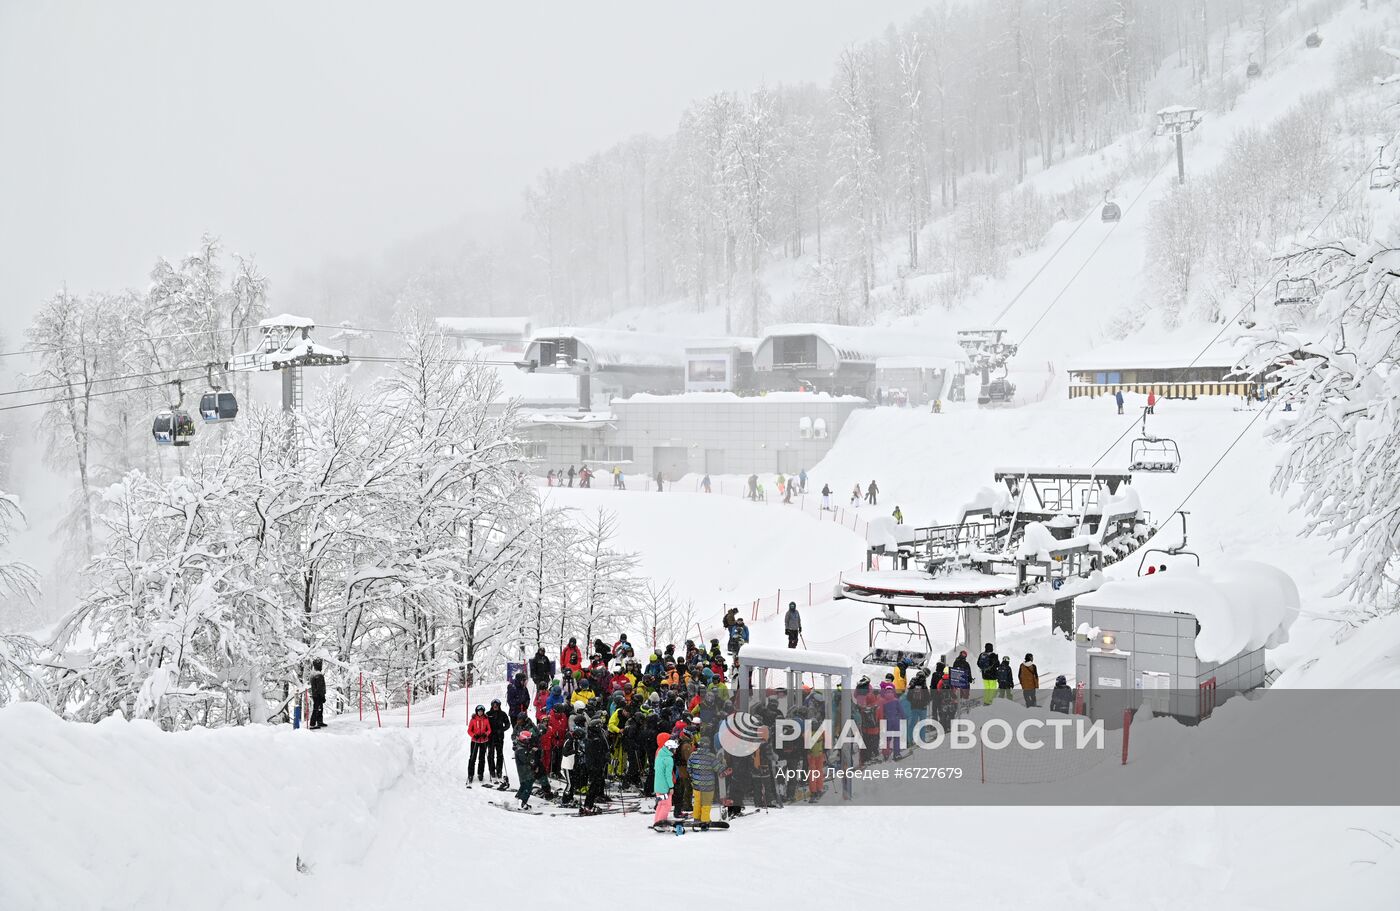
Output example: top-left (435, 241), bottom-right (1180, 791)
top-left (1073, 561), bottom-right (1299, 722)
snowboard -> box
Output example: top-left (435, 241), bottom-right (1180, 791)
top-left (650, 819), bottom-right (730, 834)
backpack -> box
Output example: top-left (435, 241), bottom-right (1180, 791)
top-left (907, 684), bottom-right (931, 709)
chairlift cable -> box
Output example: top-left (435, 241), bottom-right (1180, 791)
top-left (0, 371), bottom-right (208, 414)
top-left (0, 323), bottom-right (260, 360)
top-left (0, 363), bottom-right (204, 398)
top-left (1089, 140), bottom-right (1394, 468)
top-left (1017, 152), bottom-right (1175, 346)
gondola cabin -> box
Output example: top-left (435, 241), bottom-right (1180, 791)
top-left (1101, 201), bottom-right (1122, 223)
top-left (152, 410), bottom-right (196, 447)
top-left (199, 390), bottom-right (239, 424)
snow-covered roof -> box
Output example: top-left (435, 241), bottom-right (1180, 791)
top-left (614, 391), bottom-right (867, 404)
top-left (994, 466), bottom-right (1133, 478)
top-left (437, 316), bottom-right (532, 338)
top-left (259, 313), bottom-right (316, 329)
top-left (735, 644), bottom-right (854, 675)
top-left (524, 411), bottom-right (614, 427)
top-left (532, 327), bottom-right (751, 369)
top-left (685, 338), bottom-right (758, 354)
top-left (1065, 326), bottom-right (1247, 372)
top-left (842, 570), bottom-right (1020, 599)
top-left (762, 323), bottom-right (965, 364)
top-left (1076, 560), bottom-right (1299, 663)
top-left (266, 340), bottom-right (345, 363)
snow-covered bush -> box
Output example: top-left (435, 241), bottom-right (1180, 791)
top-left (1247, 233), bottom-right (1400, 613)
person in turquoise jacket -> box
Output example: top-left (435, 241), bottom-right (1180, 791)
top-left (652, 735), bottom-right (678, 825)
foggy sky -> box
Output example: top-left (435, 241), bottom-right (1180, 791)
top-left (0, 1), bottom-right (930, 328)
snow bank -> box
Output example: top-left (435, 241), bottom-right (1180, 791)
top-left (960, 485), bottom-right (1010, 517)
top-left (1077, 561), bottom-right (1300, 663)
top-left (864, 514), bottom-right (914, 551)
top-left (0, 704), bottom-right (413, 909)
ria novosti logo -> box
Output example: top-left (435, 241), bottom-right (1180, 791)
top-left (719, 709), bottom-right (1105, 754)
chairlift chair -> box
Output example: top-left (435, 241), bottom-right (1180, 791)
top-left (1370, 163), bottom-right (1391, 191)
top-left (863, 615), bottom-right (933, 669)
top-left (1136, 510), bottom-right (1201, 575)
top-left (1129, 435), bottom-right (1181, 473)
top-left (1246, 56), bottom-right (1261, 78)
top-left (1274, 277), bottom-right (1318, 306)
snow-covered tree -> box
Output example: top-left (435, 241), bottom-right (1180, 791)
top-left (1246, 235), bottom-right (1400, 613)
top-left (571, 507), bottom-right (642, 645)
top-left (0, 491), bottom-right (43, 708)
top-left (830, 47), bottom-right (881, 309)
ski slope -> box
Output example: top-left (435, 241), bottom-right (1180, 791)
top-left (7, 4), bottom-right (1400, 908)
top-left (537, 484), bottom-right (867, 613)
top-left (899, 0), bottom-right (1381, 373)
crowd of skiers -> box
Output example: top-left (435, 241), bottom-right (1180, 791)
top-left (470, 629), bottom-right (1075, 823)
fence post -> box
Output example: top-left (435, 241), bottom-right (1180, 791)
top-left (808, 582), bottom-right (812, 606)
top-left (465, 682), bottom-right (470, 726)
top-left (1121, 709), bottom-right (1132, 765)
top-left (441, 669), bottom-right (450, 718)
top-left (358, 673), bottom-right (363, 721)
top-left (406, 683), bottom-right (412, 728)
top-left (303, 690), bottom-right (309, 730)
top-left (369, 680), bottom-right (382, 727)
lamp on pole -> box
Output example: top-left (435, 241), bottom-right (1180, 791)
top-left (1155, 105), bottom-right (1204, 185)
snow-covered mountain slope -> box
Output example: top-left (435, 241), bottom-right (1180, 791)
top-left (538, 484), bottom-right (866, 609)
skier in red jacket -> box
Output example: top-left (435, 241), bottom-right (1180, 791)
top-left (560, 637), bottom-right (583, 692)
top-left (466, 705), bottom-right (491, 786)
